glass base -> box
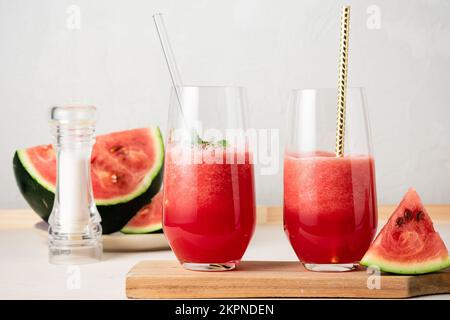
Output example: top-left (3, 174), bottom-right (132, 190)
top-left (182, 262), bottom-right (237, 271)
top-left (303, 263), bottom-right (358, 272)
top-left (49, 220), bottom-right (102, 265)
top-left (49, 241), bottom-right (102, 265)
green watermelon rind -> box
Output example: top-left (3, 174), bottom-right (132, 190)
top-left (13, 127), bottom-right (164, 234)
top-left (121, 222), bottom-right (163, 234)
top-left (13, 152), bottom-right (55, 219)
top-left (361, 254), bottom-right (450, 275)
top-left (17, 149), bottom-right (55, 193)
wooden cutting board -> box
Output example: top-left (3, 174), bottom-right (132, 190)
top-left (126, 260), bottom-right (450, 299)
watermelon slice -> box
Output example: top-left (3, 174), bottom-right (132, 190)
top-left (121, 191), bottom-right (163, 234)
top-left (361, 188), bottom-right (450, 274)
top-left (13, 127), bottom-right (164, 234)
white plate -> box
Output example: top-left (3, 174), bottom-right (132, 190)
top-left (34, 221), bottom-right (171, 252)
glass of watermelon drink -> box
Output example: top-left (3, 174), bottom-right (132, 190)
top-left (163, 86), bottom-right (256, 271)
top-left (284, 88), bottom-right (378, 272)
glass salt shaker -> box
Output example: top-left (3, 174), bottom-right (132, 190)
top-left (48, 106), bottom-right (102, 264)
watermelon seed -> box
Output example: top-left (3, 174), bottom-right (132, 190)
top-left (110, 146), bottom-right (129, 157)
top-left (396, 217), bottom-right (404, 227)
top-left (110, 146), bottom-right (127, 153)
top-left (111, 174), bottom-right (118, 183)
top-left (404, 209), bottom-right (413, 221)
top-left (416, 211), bottom-right (424, 221)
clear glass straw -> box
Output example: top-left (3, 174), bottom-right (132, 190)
top-left (153, 13), bottom-right (205, 142)
top-left (153, 13), bottom-right (184, 116)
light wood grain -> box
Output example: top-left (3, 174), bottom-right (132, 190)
top-left (126, 260), bottom-right (450, 299)
top-left (0, 210), bottom-right (41, 230)
top-left (0, 205), bottom-right (449, 230)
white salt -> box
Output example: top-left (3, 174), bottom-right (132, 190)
top-left (58, 147), bottom-right (90, 233)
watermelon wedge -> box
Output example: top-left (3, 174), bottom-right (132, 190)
top-left (361, 188), bottom-right (450, 274)
top-left (13, 127), bottom-right (164, 234)
top-left (121, 191), bottom-right (163, 234)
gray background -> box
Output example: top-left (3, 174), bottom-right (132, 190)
top-left (1, 0), bottom-right (449, 208)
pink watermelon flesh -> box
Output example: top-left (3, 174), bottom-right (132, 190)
top-left (23, 128), bottom-right (160, 203)
top-left (121, 191), bottom-right (163, 234)
top-left (15, 127), bottom-right (164, 233)
top-left (361, 188), bottom-right (450, 274)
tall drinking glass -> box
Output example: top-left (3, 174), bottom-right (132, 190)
top-left (163, 86), bottom-right (256, 271)
top-left (284, 87), bottom-right (377, 272)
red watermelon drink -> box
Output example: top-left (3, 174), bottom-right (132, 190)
top-left (163, 144), bottom-right (256, 271)
top-left (284, 151), bottom-right (377, 271)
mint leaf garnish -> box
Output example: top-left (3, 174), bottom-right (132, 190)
top-left (216, 139), bottom-right (229, 148)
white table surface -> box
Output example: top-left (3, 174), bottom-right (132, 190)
top-left (1, 223), bottom-right (449, 300)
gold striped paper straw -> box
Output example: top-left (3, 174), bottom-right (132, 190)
top-left (335, 5), bottom-right (351, 157)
